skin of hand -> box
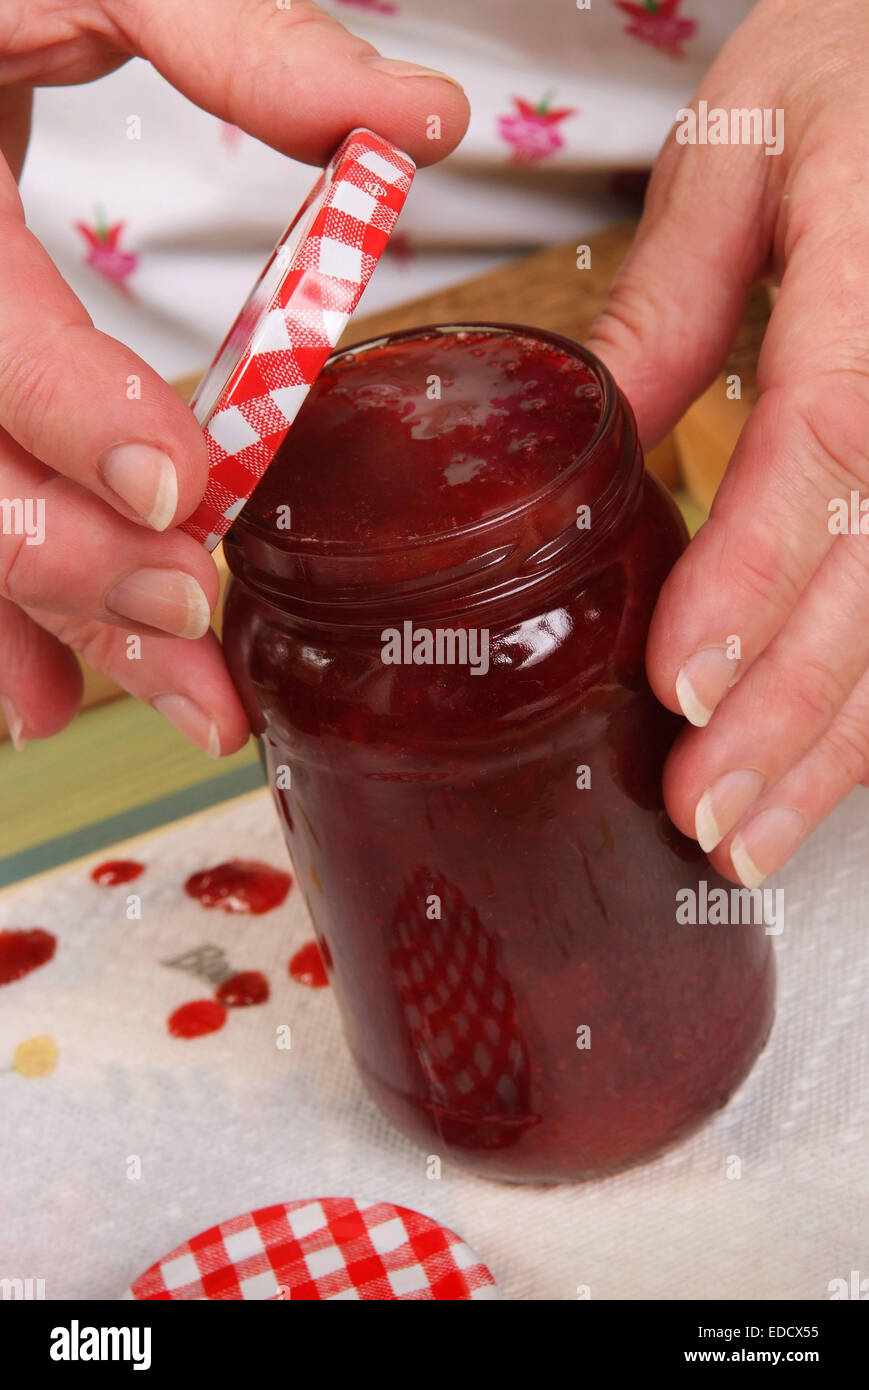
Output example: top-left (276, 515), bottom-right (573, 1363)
top-left (0, 0), bottom-right (469, 758)
top-left (587, 0), bottom-right (869, 889)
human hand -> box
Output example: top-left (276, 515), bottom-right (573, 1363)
top-left (588, 0), bottom-right (869, 888)
top-left (0, 0), bottom-right (468, 755)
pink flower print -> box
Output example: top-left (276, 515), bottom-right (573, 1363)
top-left (614, 1), bottom-right (697, 60)
top-left (497, 93), bottom-right (577, 165)
top-left (75, 208), bottom-right (138, 291)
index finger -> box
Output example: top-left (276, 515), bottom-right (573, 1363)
top-left (102, 0), bottom-right (469, 166)
top-left (0, 158), bottom-right (210, 531)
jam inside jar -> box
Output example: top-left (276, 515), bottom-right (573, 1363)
top-left (223, 323), bottom-right (775, 1183)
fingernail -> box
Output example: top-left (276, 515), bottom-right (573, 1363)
top-left (695, 769), bottom-right (766, 852)
top-left (361, 56), bottom-right (465, 90)
top-left (100, 444), bottom-right (179, 532)
top-left (730, 807), bottom-right (806, 888)
top-left (106, 568), bottom-right (211, 639)
top-left (152, 694), bottom-right (221, 758)
top-left (1, 696), bottom-right (26, 751)
top-left (675, 647), bottom-right (741, 727)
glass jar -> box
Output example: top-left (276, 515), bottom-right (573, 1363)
top-left (222, 323), bottom-right (775, 1183)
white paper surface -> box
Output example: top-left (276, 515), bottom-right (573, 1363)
top-left (1, 785), bottom-right (866, 1301)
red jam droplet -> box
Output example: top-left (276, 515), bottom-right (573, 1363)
top-left (168, 1000), bottom-right (228, 1038)
top-left (0, 928), bottom-right (57, 986)
top-left (216, 970), bottom-right (270, 1007)
top-left (184, 860), bottom-right (291, 915)
top-left (91, 859), bottom-right (145, 886)
top-left (288, 940), bottom-right (330, 989)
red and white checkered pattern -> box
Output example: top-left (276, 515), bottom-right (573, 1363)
top-left (180, 129), bottom-right (415, 551)
top-left (390, 870), bottom-right (533, 1148)
top-left (128, 1198), bottom-right (499, 1301)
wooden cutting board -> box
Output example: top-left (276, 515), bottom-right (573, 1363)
top-left (1, 220), bottom-right (769, 737)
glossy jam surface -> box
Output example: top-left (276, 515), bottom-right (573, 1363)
top-left (184, 860), bottom-right (291, 915)
top-left (253, 331), bottom-right (602, 543)
top-left (168, 1000), bottom-right (227, 1039)
top-left (0, 928), bottom-right (57, 986)
top-left (224, 326), bottom-right (774, 1182)
top-left (91, 859), bottom-right (144, 886)
top-left (289, 940), bottom-right (330, 989)
top-left (215, 970), bottom-right (270, 1007)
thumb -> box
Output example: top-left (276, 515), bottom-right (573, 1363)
top-left (586, 126), bottom-right (773, 447)
top-left (107, 0), bottom-right (469, 167)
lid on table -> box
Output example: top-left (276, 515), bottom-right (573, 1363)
top-left (180, 129), bottom-right (415, 552)
top-left (127, 1198), bottom-right (500, 1300)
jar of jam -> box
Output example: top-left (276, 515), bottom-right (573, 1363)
top-left (222, 323), bottom-right (775, 1183)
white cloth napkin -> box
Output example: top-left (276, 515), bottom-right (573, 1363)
top-left (1, 783), bottom-right (866, 1301)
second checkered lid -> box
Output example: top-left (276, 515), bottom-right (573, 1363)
top-left (127, 1198), bottom-right (500, 1301)
top-left (180, 128), bottom-right (415, 552)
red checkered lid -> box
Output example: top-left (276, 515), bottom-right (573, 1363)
top-left (127, 1198), bottom-right (500, 1301)
top-left (180, 128), bottom-right (415, 551)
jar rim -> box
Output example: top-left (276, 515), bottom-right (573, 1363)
top-left (232, 321), bottom-right (620, 559)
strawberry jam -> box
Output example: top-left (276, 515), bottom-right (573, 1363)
top-left (223, 324), bottom-right (774, 1182)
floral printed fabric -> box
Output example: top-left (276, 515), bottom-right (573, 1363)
top-left (75, 208), bottom-right (138, 291)
top-left (614, 1), bottom-right (698, 60)
top-left (497, 94), bottom-right (579, 164)
top-left (18, 0), bottom-right (755, 380)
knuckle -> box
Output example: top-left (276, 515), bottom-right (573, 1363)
top-left (77, 623), bottom-right (122, 674)
top-left (799, 373), bottom-right (869, 491)
top-left (0, 335), bottom-right (66, 451)
top-left (822, 714), bottom-right (869, 785)
top-left (729, 547), bottom-right (799, 613)
top-left (48, 618), bottom-right (126, 686)
top-left (590, 277), bottom-right (658, 359)
top-left (0, 529), bottom-right (33, 606)
top-left (788, 654), bottom-right (847, 730)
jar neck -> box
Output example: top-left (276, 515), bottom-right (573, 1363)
top-left (223, 325), bottom-right (644, 625)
